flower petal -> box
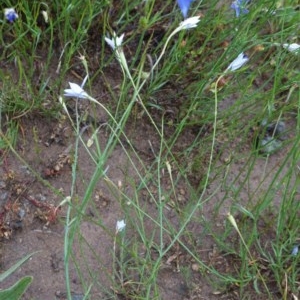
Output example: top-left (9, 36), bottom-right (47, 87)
top-left (105, 32), bottom-right (124, 50)
top-left (231, 0), bottom-right (249, 17)
top-left (283, 43), bottom-right (300, 53)
top-left (179, 16), bottom-right (200, 30)
top-left (116, 220), bottom-right (126, 232)
top-left (177, 0), bottom-right (193, 19)
top-left (64, 82), bottom-right (89, 99)
top-left (226, 52), bottom-right (249, 72)
top-left (105, 37), bottom-right (115, 50)
top-left (4, 8), bottom-right (18, 23)
top-left (292, 245), bottom-right (299, 256)
top-left (116, 33), bottom-right (124, 47)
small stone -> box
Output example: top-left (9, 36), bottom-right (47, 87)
top-left (72, 294), bottom-right (84, 300)
top-left (178, 195), bottom-right (185, 202)
top-left (266, 121), bottom-right (286, 139)
top-left (55, 291), bottom-right (62, 297)
top-left (18, 208), bottom-right (26, 220)
top-left (54, 165), bottom-right (60, 171)
top-left (36, 194), bottom-right (47, 202)
top-left (0, 191), bottom-right (9, 201)
top-left (259, 136), bottom-right (282, 154)
top-left (0, 180), bottom-right (6, 188)
top-left (11, 220), bottom-right (23, 230)
top-left (191, 263), bottom-right (200, 271)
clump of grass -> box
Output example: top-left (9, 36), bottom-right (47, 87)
top-left (1, 0), bottom-right (299, 299)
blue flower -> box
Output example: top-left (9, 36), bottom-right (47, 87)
top-left (177, 0), bottom-right (193, 19)
top-left (231, 0), bottom-right (249, 17)
top-left (4, 8), bottom-right (19, 23)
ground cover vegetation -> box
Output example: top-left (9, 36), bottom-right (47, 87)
top-left (0, 0), bottom-right (299, 299)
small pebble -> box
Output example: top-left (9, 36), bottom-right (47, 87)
top-left (266, 121), bottom-right (286, 139)
top-left (179, 188), bottom-right (185, 195)
top-left (259, 136), bottom-right (282, 154)
top-left (72, 294), bottom-right (84, 300)
top-left (11, 220), bottom-right (23, 230)
top-left (191, 263), bottom-right (200, 271)
top-left (258, 119), bottom-right (287, 154)
top-left (18, 208), bottom-right (26, 219)
top-left (0, 180), bottom-right (6, 188)
top-left (178, 195), bottom-right (185, 202)
top-left (0, 191), bottom-right (9, 201)
top-left (36, 194), bottom-right (47, 201)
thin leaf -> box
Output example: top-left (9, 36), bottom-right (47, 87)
top-left (0, 276), bottom-right (32, 300)
top-left (0, 252), bottom-right (37, 282)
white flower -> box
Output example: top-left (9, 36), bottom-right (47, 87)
top-left (41, 10), bottom-right (49, 23)
top-left (116, 220), bottom-right (126, 232)
top-left (105, 32), bottom-right (124, 50)
top-left (178, 16), bottom-right (201, 30)
top-left (292, 245), bottom-right (299, 256)
top-left (226, 52), bottom-right (249, 72)
top-left (283, 43), bottom-right (300, 53)
top-left (64, 82), bottom-right (89, 99)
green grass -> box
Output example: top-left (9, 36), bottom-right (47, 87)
top-left (0, 0), bottom-right (299, 299)
top-left (0, 252), bottom-right (36, 299)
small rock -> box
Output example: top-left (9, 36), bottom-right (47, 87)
top-left (36, 194), bottom-right (47, 201)
top-left (72, 294), bottom-right (84, 300)
top-left (191, 263), bottom-right (200, 271)
top-left (178, 195), bottom-right (185, 202)
top-left (0, 180), bottom-right (6, 188)
top-left (259, 136), bottom-right (282, 154)
top-left (18, 208), bottom-right (26, 220)
top-left (0, 191), bottom-right (9, 201)
top-left (266, 121), bottom-right (286, 139)
top-left (258, 119), bottom-right (287, 154)
top-left (179, 188), bottom-right (185, 195)
top-left (11, 220), bottom-right (23, 230)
